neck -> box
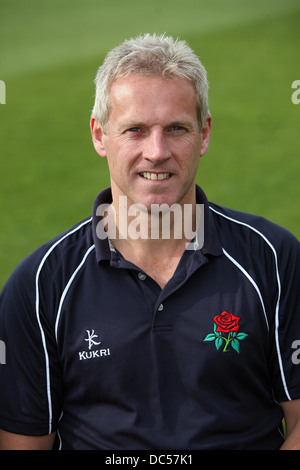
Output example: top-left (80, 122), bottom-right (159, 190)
top-left (101, 197), bottom-right (201, 288)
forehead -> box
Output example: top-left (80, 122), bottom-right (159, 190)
top-left (108, 74), bottom-right (198, 123)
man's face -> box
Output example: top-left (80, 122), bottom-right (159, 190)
top-left (91, 74), bottom-right (211, 210)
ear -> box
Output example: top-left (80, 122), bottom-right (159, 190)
top-left (90, 116), bottom-right (107, 158)
top-left (200, 115), bottom-right (212, 157)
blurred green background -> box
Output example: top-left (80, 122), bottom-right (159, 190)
top-left (0, 0), bottom-right (299, 288)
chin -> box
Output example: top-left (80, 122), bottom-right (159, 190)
top-left (141, 195), bottom-right (178, 210)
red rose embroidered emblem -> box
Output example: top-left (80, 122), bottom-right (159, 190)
top-left (214, 311), bottom-right (240, 333)
top-left (203, 311), bottom-right (248, 353)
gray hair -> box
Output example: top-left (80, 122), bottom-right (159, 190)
top-left (92, 33), bottom-right (209, 132)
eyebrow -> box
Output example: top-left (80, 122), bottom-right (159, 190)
top-left (168, 120), bottom-right (195, 130)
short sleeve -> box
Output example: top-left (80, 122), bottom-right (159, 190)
top-left (269, 229), bottom-right (300, 402)
top-left (0, 251), bottom-right (62, 435)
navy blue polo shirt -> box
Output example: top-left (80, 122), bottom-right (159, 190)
top-left (0, 185), bottom-right (300, 450)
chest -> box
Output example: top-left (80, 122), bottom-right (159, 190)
top-left (54, 255), bottom-right (272, 384)
top-left (134, 256), bottom-right (182, 289)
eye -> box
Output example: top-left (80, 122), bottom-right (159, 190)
top-left (127, 127), bottom-right (141, 133)
top-left (167, 125), bottom-right (187, 135)
top-left (121, 127), bottom-right (143, 137)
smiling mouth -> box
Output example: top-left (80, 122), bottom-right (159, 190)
top-left (139, 172), bottom-right (171, 180)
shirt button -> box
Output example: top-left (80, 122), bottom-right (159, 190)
top-left (138, 272), bottom-right (147, 281)
top-left (158, 303), bottom-right (164, 311)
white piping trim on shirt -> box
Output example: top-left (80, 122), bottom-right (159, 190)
top-left (221, 248), bottom-right (269, 331)
top-left (209, 206), bottom-right (291, 401)
top-left (55, 244), bottom-right (95, 342)
top-left (56, 411), bottom-right (64, 450)
top-left (35, 217), bottom-right (92, 434)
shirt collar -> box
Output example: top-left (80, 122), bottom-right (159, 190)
top-left (195, 185), bottom-right (223, 257)
top-left (92, 185), bottom-right (223, 263)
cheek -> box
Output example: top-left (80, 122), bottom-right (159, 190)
top-left (177, 150), bottom-right (200, 173)
top-left (106, 148), bottom-right (135, 176)
top-left (172, 137), bottom-right (201, 161)
top-left (106, 135), bottom-right (139, 159)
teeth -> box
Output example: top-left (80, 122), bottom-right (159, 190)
top-left (140, 172), bottom-right (170, 180)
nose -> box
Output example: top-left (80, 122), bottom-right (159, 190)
top-left (143, 127), bottom-right (172, 163)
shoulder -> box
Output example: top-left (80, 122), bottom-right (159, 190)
top-left (1, 217), bottom-right (94, 299)
top-left (208, 202), bottom-right (300, 256)
top-left (36, 216), bottom-right (94, 269)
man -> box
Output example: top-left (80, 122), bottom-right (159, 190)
top-left (0, 33), bottom-right (300, 450)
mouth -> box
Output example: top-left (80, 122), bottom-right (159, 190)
top-left (139, 172), bottom-right (171, 181)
